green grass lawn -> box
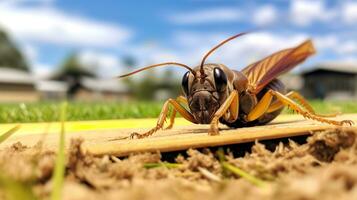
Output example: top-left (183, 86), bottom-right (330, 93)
top-left (0, 100), bottom-right (355, 123)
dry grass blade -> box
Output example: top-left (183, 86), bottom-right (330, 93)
top-left (216, 148), bottom-right (266, 187)
top-left (50, 102), bottom-right (67, 200)
top-left (143, 162), bottom-right (182, 169)
top-left (0, 174), bottom-right (37, 200)
top-left (0, 124), bottom-right (36, 199)
top-left (222, 162), bottom-right (267, 188)
top-left (0, 125), bottom-right (21, 144)
top-left (198, 167), bottom-right (221, 182)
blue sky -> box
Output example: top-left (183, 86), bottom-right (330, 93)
top-left (0, 0), bottom-right (356, 77)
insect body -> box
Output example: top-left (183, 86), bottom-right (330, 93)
top-left (119, 32), bottom-right (353, 138)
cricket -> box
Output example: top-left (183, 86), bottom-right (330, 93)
top-left (2, 1), bottom-right (357, 199)
top-left (120, 32), bottom-right (354, 139)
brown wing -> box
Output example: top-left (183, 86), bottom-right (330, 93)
top-left (242, 40), bottom-right (315, 94)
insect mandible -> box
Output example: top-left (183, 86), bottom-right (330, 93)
top-left (119, 32), bottom-right (353, 139)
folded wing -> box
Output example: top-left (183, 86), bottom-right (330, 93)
top-left (242, 40), bottom-right (315, 94)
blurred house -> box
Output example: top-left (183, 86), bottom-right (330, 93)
top-left (0, 67), bottom-right (39, 102)
top-left (279, 73), bottom-right (304, 92)
top-left (35, 80), bottom-right (68, 100)
top-left (74, 77), bottom-right (130, 101)
top-left (35, 77), bottom-right (130, 101)
top-left (48, 66), bottom-right (130, 101)
top-left (300, 62), bottom-right (357, 100)
top-left (0, 67), bottom-right (130, 102)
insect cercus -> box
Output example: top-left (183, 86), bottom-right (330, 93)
top-left (119, 32), bottom-right (353, 139)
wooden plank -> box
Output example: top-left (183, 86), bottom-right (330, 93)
top-left (0, 114), bottom-right (356, 156)
top-left (81, 114), bottom-right (357, 157)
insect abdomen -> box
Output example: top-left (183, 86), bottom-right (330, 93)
top-left (220, 79), bottom-right (286, 128)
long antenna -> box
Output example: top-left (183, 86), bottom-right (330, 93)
top-left (118, 62), bottom-right (196, 78)
top-left (199, 32), bottom-right (248, 77)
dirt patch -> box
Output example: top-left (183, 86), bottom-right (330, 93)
top-left (1, 128), bottom-right (357, 200)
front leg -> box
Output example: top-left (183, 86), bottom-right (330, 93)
top-left (165, 96), bottom-right (189, 130)
top-left (209, 90), bottom-right (239, 135)
top-left (131, 97), bottom-right (197, 139)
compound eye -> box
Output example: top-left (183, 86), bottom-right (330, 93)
top-left (213, 67), bottom-right (227, 92)
top-left (181, 71), bottom-right (190, 96)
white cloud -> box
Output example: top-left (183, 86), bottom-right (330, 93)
top-left (5, 0), bottom-right (54, 3)
top-left (338, 56), bottom-right (357, 63)
top-left (45, 31), bottom-right (357, 79)
top-left (31, 53), bottom-right (128, 80)
top-left (78, 50), bottom-right (125, 77)
top-left (20, 43), bottom-right (39, 64)
top-left (290, 0), bottom-right (336, 26)
top-left (313, 35), bottom-right (338, 50)
top-left (253, 5), bottom-right (277, 25)
top-left (171, 31), bottom-right (309, 69)
top-left (120, 32), bottom-right (316, 80)
top-left (0, 4), bottom-right (132, 47)
top-left (210, 32), bottom-right (308, 68)
top-left (289, 1), bottom-right (357, 27)
top-left (341, 2), bottom-right (357, 24)
top-left (313, 34), bottom-right (357, 56)
top-left (169, 8), bottom-right (242, 24)
top-left (32, 63), bottom-right (53, 78)
top-left (337, 41), bottom-right (357, 55)
top-left (168, 1), bottom-right (355, 28)
top-left (173, 31), bottom-right (225, 50)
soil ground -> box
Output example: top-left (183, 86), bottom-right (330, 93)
top-left (0, 115), bottom-right (357, 200)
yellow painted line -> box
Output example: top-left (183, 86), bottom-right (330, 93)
top-left (0, 118), bottom-right (192, 136)
top-left (0, 114), bottom-right (308, 136)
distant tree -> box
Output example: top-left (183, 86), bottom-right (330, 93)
top-left (120, 58), bottom-right (183, 100)
top-left (131, 70), bottom-right (157, 100)
top-left (119, 56), bottom-right (181, 100)
top-left (122, 55), bottom-right (136, 69)
top-left (120, 55), bottom-right (137, 98)
top-left (0, 29), bottom-right (29, 71)
top-left (159, 69), bottom-right (181, 97)
top-left (54, 53), bottom-right (95, 98)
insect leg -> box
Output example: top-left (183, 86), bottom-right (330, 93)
top-left (267, 91), bottom-right (339, 117)
top-left (225, 90), bottom-right (239, 123)
top-left (131, 98), bottom-right (197, 139)
top-left (209, 90), bottom-right (239, 135)
top-left (246, 91), bottom-right (274, 122)
top-left (247, 90), bottom-right (353, 126)
top-left (165, 96), bottom-right (189, 130)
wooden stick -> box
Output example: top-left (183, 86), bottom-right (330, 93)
top-left (81, 116), bottom-right (357, 157)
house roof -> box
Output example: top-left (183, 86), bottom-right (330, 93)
top-left (301, 62), bottom-right (357, 74)
top-left (80, 77), bottom-right (129, 93)
top-left (0, 67), bottom-right (35, 84)
top-left (35, 80), bottom-right (68, 92)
